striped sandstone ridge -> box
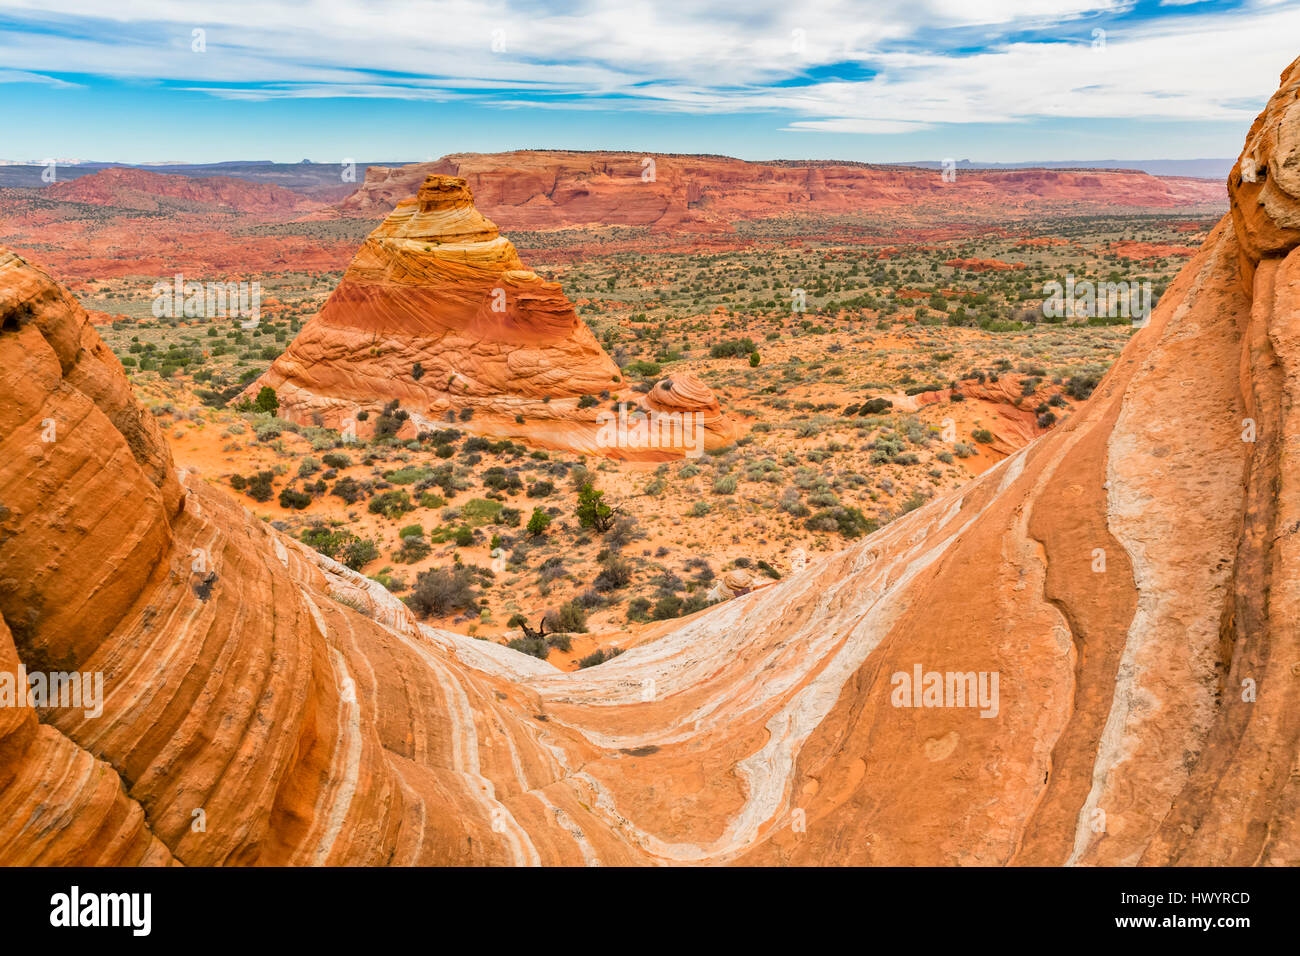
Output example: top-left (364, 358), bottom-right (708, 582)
top-left (1, 57), bottom-right (1299, 867)
top-left (243, 175), bottom-right (741, 460)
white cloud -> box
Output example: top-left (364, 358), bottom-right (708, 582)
top-left (0, 69), bottom-right (77, 87)
top-left (0, 0), bottom-right (1293, 134)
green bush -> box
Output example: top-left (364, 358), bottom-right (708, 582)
top-left (406, 565), bottom-right (480, 617)
top-left (576, 483), bottom-right (615, 531)
top-left (806, 505), bottom-right (876, 538)
top-left (331, 476), bottom-right (367, 504)
top-left (340, 537), bottom-right (379, 571)
top-left (526, 507), bottom-right (552, 537)
top-left (300, 524), bottom-right (352, 559)
top-left (254, 386), bottom-right (279, 414)
top-left (384, 465), bottom-right (434, 485)
top-left (507, 635), bottom-right (550, 659)
top-left (368, 489), bottom-right (414, 518)
top-left (545, 601), bottom-right (588, 634)
top-left (710, 338), bottom-right (757, 359)
top-left (460, 498), bottom-right (503, 526)
top-left (246, 471), bottom-right (275, 502)
top-left (593, 556), bottom-right (632, 591)
top-left (578, 647), bottom-right (623, 668)
top-left (624, 359), bottom-right (661, 377)
top-left (278, 487), bottom-right (312, 510)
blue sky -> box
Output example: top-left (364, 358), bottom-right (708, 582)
top-left (0, 0), bottom-right (1296, 164)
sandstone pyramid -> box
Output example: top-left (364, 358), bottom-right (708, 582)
top-left (243, 174), bottom-right (741, 459)
top-left (2, 56), bottom-right (1299, 866)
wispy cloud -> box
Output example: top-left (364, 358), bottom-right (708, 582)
top-left (0, 0), bottom-right (1295, 135)
top-left (0, 68), bottom-right (77, 87)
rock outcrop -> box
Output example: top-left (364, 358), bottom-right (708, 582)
top-left (244, 174), bottom-right (740, 459)
top-left (909, 375), bottom-right (1057, 456)
top-left (2, 56), bottom-right (1299, 867)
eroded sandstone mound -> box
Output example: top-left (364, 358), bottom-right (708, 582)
top-left (244, 174), bottom-right (741, 459)
top-left (2, 57), bottom-right (1299, 867)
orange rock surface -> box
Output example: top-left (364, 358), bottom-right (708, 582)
top-left (246, 174), bottom-right (741, 459)
top-left (1, 56), bottom-right (1298, 867)
top-left (910, 376), bottom-right (1052, 455)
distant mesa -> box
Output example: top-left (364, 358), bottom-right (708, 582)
top-left (45, 166), bottom-right (321, 215)
top-left (242, 174), bottom-right (741, 459)
top-left (331, 150), bottom-right (1228, 230)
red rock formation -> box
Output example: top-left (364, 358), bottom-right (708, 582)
top-left (944, 257), bottom-right (1026, 271)
top-left (1112, 241), bottom-right (1199, 260)
top-left (2, 56), bottom-right (1298, 868)
top-left (47, 166), bottom-right (321, 215)
top-left (245, 174), bottom-right (741, 459)
top-left (336, 152), bottom-right (1227, 231)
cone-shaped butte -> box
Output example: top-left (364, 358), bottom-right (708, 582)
top-left (241, 174), bottom-right (741, 460)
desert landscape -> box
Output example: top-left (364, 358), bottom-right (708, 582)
top-left (1, 160), bottom-right (1213, 673)
top-left (2, 1), bottom-right (1298, 899)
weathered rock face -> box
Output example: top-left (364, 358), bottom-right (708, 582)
top-left (2, 57), bottom-right (1299, 868)
top-left (246, 175), bottom-right (740, 459)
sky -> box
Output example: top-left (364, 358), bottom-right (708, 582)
top-left (0, 0), bottom-right (1296, 164)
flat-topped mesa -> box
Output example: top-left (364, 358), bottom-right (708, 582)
top-left (241, 174), bottom-right (741, 459)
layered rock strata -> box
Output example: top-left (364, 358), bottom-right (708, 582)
top-left (244, 175), bottom-right (741, 459)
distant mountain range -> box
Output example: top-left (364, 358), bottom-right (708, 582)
top-left (0, 161), bottom-right (406, 197)
top-left (901, 158), bottom-right (1233, 180)
top-left (0, 156), bottom-right (1234, 193)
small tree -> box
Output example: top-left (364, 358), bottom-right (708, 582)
top-left (749, 351), bottom-right (761, 367)
top-left (254, 386), bottom-right (279, 414)
top-left (526, 507), bottom-right (551, 538)
top-left (575, 482), bottom-right (617, 532)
